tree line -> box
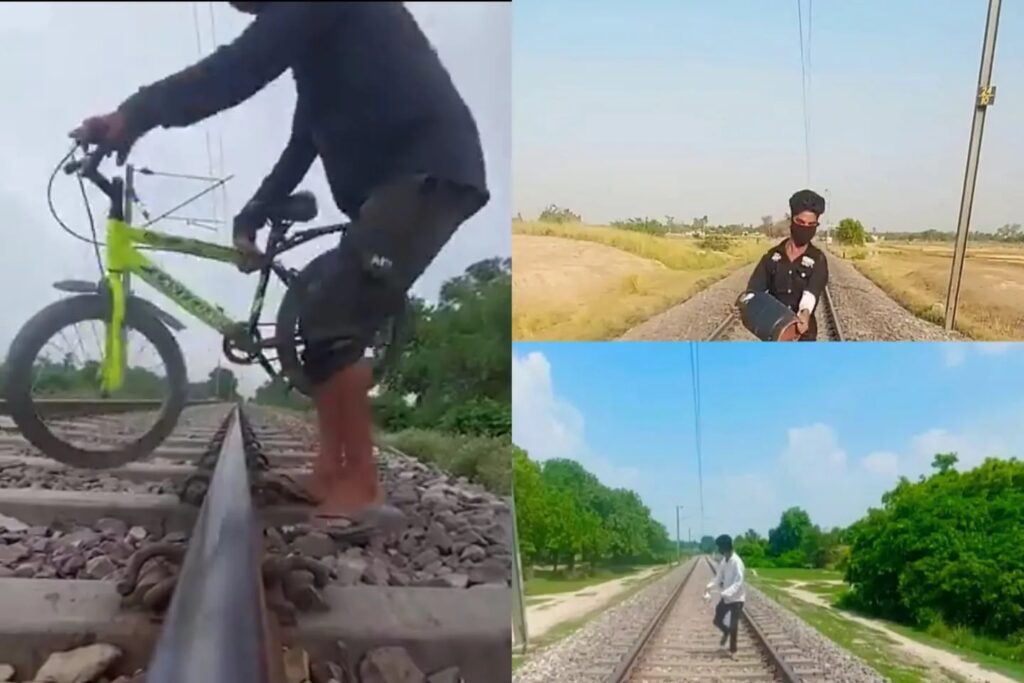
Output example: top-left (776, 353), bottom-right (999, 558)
top-left (513, 448), bottom-right (673, 575)
top-left (719, 452), bottom-right (1024, 643)
top-left (253, 257), bottom-right (512, 440)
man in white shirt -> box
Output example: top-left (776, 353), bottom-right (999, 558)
top-left (704, 534), bottom-right (746, 656)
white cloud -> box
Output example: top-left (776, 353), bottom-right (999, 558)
top-left (512, 351), bottom-right (641, 489)
top-left (861, 451), bottom-right (900, 478)
top-left (942, 342), bottom-right (1017, 368)
top-left (978, 342), bottom-right (1013, 356)
top-left (778, 423), bottom-right (847, 485)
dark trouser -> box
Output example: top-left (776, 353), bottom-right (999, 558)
top-left (713, 599), bottom-right (744, 653)
top-left (296, 175), bottom-right (486, 385)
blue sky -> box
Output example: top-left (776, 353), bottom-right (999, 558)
top-left (512, 341), bottom-right (1024, 540)
top-left (514, 0), bottom-right (1024, 232)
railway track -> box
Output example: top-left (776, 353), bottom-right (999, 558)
top-left (607, 556), bottom-right (827, 683)
top-left (0, 402), bottom-right (511, 682)
top-left (706, 287), bottom-right (844, 342)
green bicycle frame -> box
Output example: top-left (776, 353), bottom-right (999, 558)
top-left (101, 217), bottom-right (244, 393)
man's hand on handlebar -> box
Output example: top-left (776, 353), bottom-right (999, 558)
top-left (232, 205), bottom-right (268, 274)
top-left (69, 111), bottom-right (140, 166)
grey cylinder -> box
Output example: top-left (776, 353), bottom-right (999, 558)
top-left (737, 291), bottom-right (798, 341)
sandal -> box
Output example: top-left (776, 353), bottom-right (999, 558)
top-left (310, 502), bottom-right (408, 538)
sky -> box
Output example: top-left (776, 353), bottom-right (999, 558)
top-left (0, 2), bottom-right (509, 396)
top-left (514, 0), bottom-right (1024, 232)
top-left (512, 340), bottom-right (1024, 541)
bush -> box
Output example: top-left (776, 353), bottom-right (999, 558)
top-left (538, 204), bottom-right (581, 224)
top-left (610, 217), bottom-right (667, 235)
top-left (379, 429), bottom-right (511, 495)
top-left (844, 457), bottom-right (1024, 638)
top-left (438, 397), bottom-right (511, 438)
top-left (834, 218), bottom-right (867, 246)
top-left (699, 235), bottom-right (733, 252)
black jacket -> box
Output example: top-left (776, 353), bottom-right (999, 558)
top-left (119, 2), bottom-right (488, 219)
top-left (746, 239), bottom-right (828, 314)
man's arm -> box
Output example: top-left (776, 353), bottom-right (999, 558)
top-left (118, 2), bottom-right (326, 135)
top-left (720, 559), bottom-right (744, 600)
top-left (798, 253), bottom-right (829, 314)
top-left (246, 103), bottom-right (317, 209)
top-left (745, 252), bottom-right (771, 293)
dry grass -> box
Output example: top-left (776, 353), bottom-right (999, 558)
top-left (512, 221), bottom-right (765, 340)
top-left (840, 241), bottom-right (1024, 340)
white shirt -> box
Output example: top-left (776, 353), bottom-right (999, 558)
top-left (706, 552), bottom-right (746, 604)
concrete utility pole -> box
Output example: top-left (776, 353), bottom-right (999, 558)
top-left (675, 505), bottom-right (684, 564)
top-left (945, 0), bottom-right (1002, 331)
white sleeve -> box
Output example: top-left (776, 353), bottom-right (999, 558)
top-left (799, 290), bottom-right (817, 313)
top-left (721, 559), bottom-right (744, 600)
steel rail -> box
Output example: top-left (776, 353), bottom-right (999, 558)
top-left (707, 285), bottom-right (842, 341)
top-left (0, 398), bottom-right (223, 418)
top-left (605, 558), bottom-right (699, 683)
top-left (146, 404), bottom-right (281, 683)
top-left (703, 556), bottom-right (799, 683)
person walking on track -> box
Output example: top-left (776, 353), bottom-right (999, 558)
top-left (68, 2), bottom-right (489, 533)
top-left (744, 189), bottom-right (829, 341)
top-left (704, 534), bottom-right (746, 658)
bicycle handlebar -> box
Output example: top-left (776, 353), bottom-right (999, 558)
top-left (64, 144), bottom-right (121, 201)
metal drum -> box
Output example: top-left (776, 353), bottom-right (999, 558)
top-left (736, 291), bottom-right (799, 341)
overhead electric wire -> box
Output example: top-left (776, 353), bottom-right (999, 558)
top-left (796, 0), bottom-right (812, 186)
top-left (689, 343), bottom-right (705, 537)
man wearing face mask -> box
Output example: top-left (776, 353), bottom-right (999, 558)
top-left (743, 189), bottom-right (829, 341)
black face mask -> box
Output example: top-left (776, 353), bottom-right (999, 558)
top-left (790, 223), bottom-right (816, 247)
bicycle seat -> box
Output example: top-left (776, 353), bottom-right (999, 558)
top-left (265, 191), bottom-right (318, 225)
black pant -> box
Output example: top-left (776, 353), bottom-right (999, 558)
top-left (713, 599), bottom-right (744, 653)
top-left (296, 174), bottom-right (486, 384)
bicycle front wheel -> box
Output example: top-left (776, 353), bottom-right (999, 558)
top-left (3, 294), bottom-right (188, 468)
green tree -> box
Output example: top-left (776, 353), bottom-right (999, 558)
top-left (768, 507), bottom-right (814, 557)
top-left (834, 218), bottom-right (867, 246)
top-left (700, 535), bottom-right (716, 553)
top-left (842, 457), bottom-right (1024, 638)
top-left (206, 367), bottom-right (239, 400)
top-left (931, 452), bottom-right (959, 474)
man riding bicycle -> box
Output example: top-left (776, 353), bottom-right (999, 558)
top-left (71, 2), bottom-right (489, 531)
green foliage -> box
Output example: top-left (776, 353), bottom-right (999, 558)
top-left (768, 507), bottom-right (813, 557)
top-left (7, 354), bottom-right (167, 399)
top-left (699, 234), bottom-right (733, 252)
top-left (379, 429), bottom-right (511, 495)
top-left (206, 367), bottom-right (239, 401)
top-left (253, 257), bottom-right (511, 440)
top-left (994, 223), bottom-right (1024, 243)
top-left (609, 217), bottom-right (668, 235)
top-left (841, 456), bottom-right (1024, 640)
top-left (700, 535), bottom-right (716, 553)
top-left (513, 449), bottom-right (672, 573)
top-left (538, 204), bottom-right (581, 224)
top-left (834, 218), bottom-right (867, 246)
top-left (253, 376), bottom-right (312, 410)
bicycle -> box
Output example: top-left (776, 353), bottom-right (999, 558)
top-left (2, 144), bottom-right (406, 469)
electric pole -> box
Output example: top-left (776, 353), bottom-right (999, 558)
top-left (675, 505), bottom-right (684, 564)
top-left (945, 0), bottom-right (1002, 331)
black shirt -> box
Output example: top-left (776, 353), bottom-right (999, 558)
top-left (746, 239), bottom-right (828, 337)
top-left (118, 2), bottom-right (488, 219)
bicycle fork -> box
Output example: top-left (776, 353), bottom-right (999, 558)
top-left (100, 271), bottom-right (128, 395)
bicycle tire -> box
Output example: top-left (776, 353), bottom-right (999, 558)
top-left (3, 294), bottom-right (188, 469)
top-left (275, 247), bottom-right (408, 397)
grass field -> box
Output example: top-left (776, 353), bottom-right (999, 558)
top-left (838, 240), bottom-right (1024, 340)
top-left (524, 565), bottom-right (655, 596)
top-left (512, 221), bottom-right (765, 340)
top-left (749, 568), bottom-right (1024, 682)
